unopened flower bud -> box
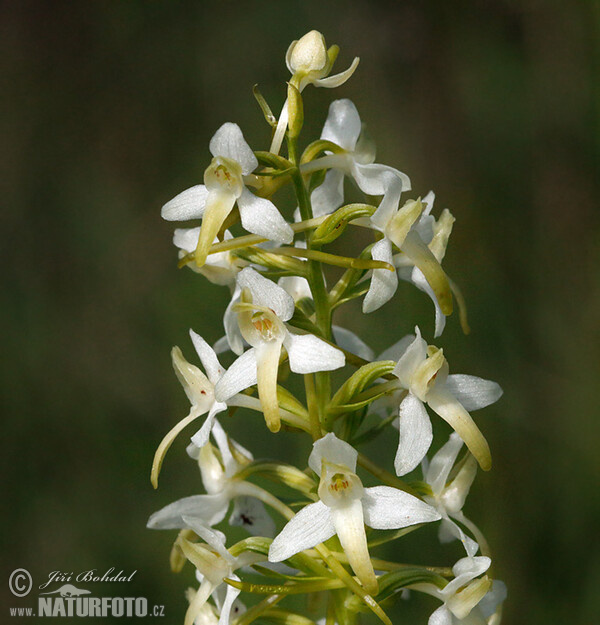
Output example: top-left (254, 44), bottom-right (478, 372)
top-left (287, 30), bottom-right (328, 74)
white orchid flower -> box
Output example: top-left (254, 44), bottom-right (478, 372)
top-left (176, 519), bottom-right (263, 625)
top-left (393, 191), bottom-right (458, 337)
top-left (423, 433), bottom-right (482, 557)
top-left (162, 122), bottom-right (293, 266)
top-left (271, 31), bottom-right (360, 155)
top-left (301, 99), bottom-right (411, 217)
top-left (151, 328), bottom-right (302, 487)
top-left (392, 327), bottom-right (502, 477)
top-left (268, 433), bottom-right (441, 594)
top-left (362, 176), bottom-right (455, 317)
top-left (148, 421), bottom-right (275, 537)
top-left (215, 268), bottom-right (345, 433)
top-left (415, 556), bottom-right (506, 625)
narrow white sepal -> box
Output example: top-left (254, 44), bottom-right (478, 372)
top-left (363, 238), bottom-right (398, 313)
top-left (395, 393), bottom-right (433, 476)
top-left (284, 332), bottom-right (345, 374)
top-left (237, 188), bottom-right (294, 244)
top-left (268, 501), bottom-right (335, 562)
top-left (214, 349), bottom-right (258, 402)
top-left (147, 494), bottom-right (228, 530)
top-left (161, 185), bottom-right (209, 221)
top-left (321, 99), bottom-right (361, 150)
top-left (332, 326), bottom-right (375, 361)
top-left (362, 486), bottom-right (441, 529)
top-left (237, 268), bottom-right (295, 321)
top-left (444, 374), bottom-right (503, 411)
top-left (308, 432), bottom-right (358, 475)
top-left (209, 123), bottom-right (257, 175)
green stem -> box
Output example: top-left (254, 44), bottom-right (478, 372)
top-left (357, 452), bottom-right (420, 498)
top-left (288, 135), bottom-right (333, 436)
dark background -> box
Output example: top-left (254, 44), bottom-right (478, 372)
top-left (2, 1), bottom-right (599, 623)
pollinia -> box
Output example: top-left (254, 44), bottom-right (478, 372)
top-left (149, 30), bottom-right (507, 625)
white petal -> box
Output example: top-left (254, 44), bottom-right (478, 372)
top-left (268, 501), bottom-right (335, 562)
top-left (332, 326), bottom-right (374, 361)
top-left (377, 334), bottom-right (415, 362)
top-left (210, 419), bottom-right (237, 476)
top-left (426, 432), bottom-right (464, 495)
top-left (237, 268), bottom-right (295, 321)
top-left (284, 332), bottom-right (345, 374)
top-left (308, 432), bottom-right (358, 475)
top-left (217, 578), bottom-right (242, 625)
top-left (310, 169), bottom-right (345, 217)
top-left (321, 99), bottom-right (361, 151)
top-left (438, 517), bottom-right (479, 557)
top-left (190, 402), bottom-right (228, 449)
top-left (362, 486), bottom-right (441, 529)
top-left (479, 580), bottom-right (507, 619)
top-left (209, 123), bottom-right (258, 175)
top-left (147, 494), bottom-right (228, 529)
top-left (278, 276), bottom-right (312, 302)
top-left (411, 267), bottom-right (446, 338)
top-left (422, 190), bottom-right (436, 216)
top-left (392, 326), bottom-right (427, 386)
top-left (444, 556), bottom-right (491, 596)
top-left (173, 227), bottom-right (201, 253)
top-left (190, 330), bottom-right (225, 384)
top-left (237, 188), bottom-right (294, 244)
top-left (161, 185), bottom-right (209, 221)
top-left (214, 349), bottom-right (258, 401)
top-left (229, 496), bottom-right (276, 537)
top-left (313, 57), bottom-right (360, 88)
top-left (395, 393), bottom-right (434, 476)
top-left (224, 287), bottom-right (244, 356)
top-left (363, 238), bottom-right (398, 313)
top-left (352, 162), bottom-right (410, 198)
top-left (445, 375), bottom-right (503, 411)
top-left (428, 605), bottom-right (453, 625)
top-left (181, 516), bottom-right (235, 564)
top-left (368, 175), bottom-right (404, 228)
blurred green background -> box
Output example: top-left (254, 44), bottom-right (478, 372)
top-left (3, 0), bottom-right (599, 623)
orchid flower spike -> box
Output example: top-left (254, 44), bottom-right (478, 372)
top-left (214, 268), bottom-right (345, 433)
top-left (162, 122), bottom-right (293, 267)
top-left (415, 556), bottom-right (506, 625)
top-left (148, 421), bottom-right (275, 537)
top-left (423, 433), bottom-right (482, 557)
top-left (268, 433), bottom-right (441, 595)
top-left (176, 520), bottom-right (263, 625)
top-left (301, 99), bottom-right (411, 217)
top-left (392, 327), bottom-right (502, 476)
top-left (270, 31), bottom-right (360, 155)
